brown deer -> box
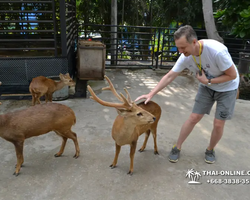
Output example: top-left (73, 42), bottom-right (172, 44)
top-left (87, 76), bottom-right (161, 175)
top-left (0, 102), bottom-right (80, 176)
top-left (29, 73), bottom-right (75, 106)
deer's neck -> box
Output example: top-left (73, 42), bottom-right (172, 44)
top-left (112, 116), bottom-right (139, 146)
top-left (54, 81), bottom-right (66, 91)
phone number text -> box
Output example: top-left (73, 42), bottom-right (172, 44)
top-left (207, 179), bottom-right (250, 185)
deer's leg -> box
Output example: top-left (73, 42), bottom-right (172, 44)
top-left (45, 93), bottom-right (49, 103)
top-left (68, 131), bottom-right (80, 158)
top-left (55, 130), bottom-right (80, 158)
top-left (151, 128), bottom-right (159, 155)
top-left (31, 94), bottom-right (36, 106)
top-left (128, 141), bottom-right (137, 175)
top-left (13, 140), bottom-right (24, 176)
top-left (36, 94), bottom-right (42, 104)
top-left (139, 130), bottom-right (150, 152)
top-left (54, 136), bottom-right (68, 157)
top-left (48, 93), bottom-right (53, 102)
top-left (110, 143), bottom-right (121, 169)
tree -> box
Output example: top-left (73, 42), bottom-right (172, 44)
top-left (202, 0), bottom-right (224, 43)
top-left (76, 0), bottom-right (205, 28)
top-left (214, 0), bottom-right (250, 39)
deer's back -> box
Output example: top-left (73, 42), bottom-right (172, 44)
top-left (29, 76), bottom-right (56, 94)
top-left (1, 103), bottom-right (76, 139)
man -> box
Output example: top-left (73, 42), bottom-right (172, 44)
top-left (135, 25), bottom-right (239, 164)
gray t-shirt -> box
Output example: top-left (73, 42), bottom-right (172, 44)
top-left (172, 39), bottom-right (239, 92)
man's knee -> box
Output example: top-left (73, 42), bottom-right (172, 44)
top-left (213, 118), bottom-right (226, 130)
top-left (188, 113), bottom-right (203, 124)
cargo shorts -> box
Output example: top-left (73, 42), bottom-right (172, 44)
top-left (192, 85), bottom-right (238, 120)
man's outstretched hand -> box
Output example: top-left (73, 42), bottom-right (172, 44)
top-left (134, 94), bottom-right (153, 104)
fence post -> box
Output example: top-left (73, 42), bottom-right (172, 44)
top-left (156, 28), bottom-right (161, 69)
top-left (59, 0), bottom-right (67, 57)
top-left (52, 0), bottom-right (57, 56)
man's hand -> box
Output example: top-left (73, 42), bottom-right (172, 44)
top-left (134, 94), bottom-right (153, 104)
top-left (196, 70), bottom-right (208, 84)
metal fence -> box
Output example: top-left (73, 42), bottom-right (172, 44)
top-left (78, 24), bottom-right (250, 70)
top-left (78, 24), bottom-right (180, 69)
top-left (0, 0), bottom-right (77, 94)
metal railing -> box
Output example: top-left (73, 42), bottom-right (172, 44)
top-left (78, 24), bottom-right (250, 70)
top-left (78, 24), bottom-right (180, 69)
top-left (0, 0), bottom-right (77, 94)
top-left (0, 0), bottom-right (77, 58)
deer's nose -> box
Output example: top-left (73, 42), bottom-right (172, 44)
top-left (153, 117), bottom-right (156, 121)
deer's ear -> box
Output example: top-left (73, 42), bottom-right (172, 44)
top-left (116, 108), bottom-right (128, 116)
top-left (59, 74), bottom-right (65, 80)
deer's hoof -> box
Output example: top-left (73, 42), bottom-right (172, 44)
top-left (138, 149), bottom-right (144, 153)
top-left (13, 172), bottom-right (19, 176)
top-left (54, 153), bottom-right (61, 157)
top-left (127, 171), bottom-right (133, 176)
top-left (73, 154), bottom-right (79, 159)
top-left (109, 164), bottom-right (116, 169)
top-left (154, 151), bottom-right (159, 155)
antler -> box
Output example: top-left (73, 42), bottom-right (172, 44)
top-left (102, 75), bottom-right (132, 104)
top-left (102, 75), bottom-right (124, 102)
top-left (87, 85), bottom-right (132, 109)
top-left (124, 88), bottom-right (132, 104)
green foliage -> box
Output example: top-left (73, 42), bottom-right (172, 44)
top-left (118, 51), bottom-right (131, 60)
top-left (214, 0), bottom-right (250, 38)
top-left (76, 0), bottom-right (204, 28)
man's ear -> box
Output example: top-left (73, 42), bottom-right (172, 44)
top-left (116, 108), bottom-right (128, 117)
top-left (192, 38), bottom-right (197, 45)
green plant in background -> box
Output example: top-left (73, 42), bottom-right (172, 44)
top-left (118, 51), bottom-right (131, 60)
top-left (214, 1), bottom-right (250, 38)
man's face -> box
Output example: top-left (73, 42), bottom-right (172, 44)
top-left (175, 36), bottom-right (196, 57)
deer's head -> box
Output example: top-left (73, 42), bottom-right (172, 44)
top-left (59, 73), bottom-right (75, 87)
top-left (87, 76), bottom-right (156, 125)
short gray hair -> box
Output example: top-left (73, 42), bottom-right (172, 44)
top-left (174, 25), bottom-right (197, 43)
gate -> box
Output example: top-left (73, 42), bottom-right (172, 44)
top-left (78, 24), bottom-right (250, 70)
top-left (78, 24), bottom-right (180, 69)
top-left (0, 0), bottom-right (77, 94)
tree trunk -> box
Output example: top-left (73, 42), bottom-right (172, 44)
top-left (202, 0), bottom-right (224, 44)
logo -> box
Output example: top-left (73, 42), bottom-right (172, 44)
top-left (186, 169), bottom-right (202, 184)
top-left (206, 64), bottom-right (210, 68)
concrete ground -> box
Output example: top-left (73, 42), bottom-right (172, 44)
top-left (0, 69), bottom-right (250, 200)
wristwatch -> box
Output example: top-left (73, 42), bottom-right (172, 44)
top-left (208, 79), bottom-right (212, 86)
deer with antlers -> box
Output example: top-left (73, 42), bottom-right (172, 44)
top-left (87, 76), bottom-right (161, 175)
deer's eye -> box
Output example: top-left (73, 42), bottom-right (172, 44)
top-left (137, 112), bottom-right (143, 116)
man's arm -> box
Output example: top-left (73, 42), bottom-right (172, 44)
top-left (135, 69), bottom-right (180, 103)
top-left (149, 69), bottom-right (180, 96)
top-left (197, 65), bottom-right (237, 85)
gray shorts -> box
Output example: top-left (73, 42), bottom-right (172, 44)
top-left (192, 85), bottom-right (237, 120)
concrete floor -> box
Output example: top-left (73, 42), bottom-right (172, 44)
top-left (0, 69), bottom-right (250, 200)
